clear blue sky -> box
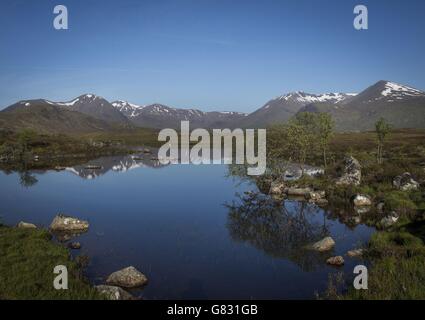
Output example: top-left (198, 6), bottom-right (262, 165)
top-left (1, 0), bottom-right (424, 112)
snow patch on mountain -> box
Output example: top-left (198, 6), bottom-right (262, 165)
top-left (276, 92), bottom-right (357, 104)
top-left (380, 82), bottom-right (424, 101)
top-left (111, 100), bottom-right (145, 117)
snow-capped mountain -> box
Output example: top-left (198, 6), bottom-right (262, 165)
top-left (111, 100), bottom-right (145, 118)
top-left (56, 94), bottom-right (131, 125)
top-left (373, 81), bottom-right (424, 102)
top-left (296, 81), bottom-right (425, 131)
top-left (241, 91), bottom-right (357, 128)
top-left (113, 102), bottom-right (247, 129)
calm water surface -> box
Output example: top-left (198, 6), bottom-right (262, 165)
top-left (0, 154), bottom-right (374, 299)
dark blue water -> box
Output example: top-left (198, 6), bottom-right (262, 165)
top-left (0, 155), bottom-right (374, 299)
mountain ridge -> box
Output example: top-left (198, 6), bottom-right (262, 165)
top-left (1, 80), bottom-right (424, 132)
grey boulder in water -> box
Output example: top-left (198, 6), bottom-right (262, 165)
top-left (106, 266), bottom-right (148, 288)
top-left (50, 214), bottom-right (89, 232)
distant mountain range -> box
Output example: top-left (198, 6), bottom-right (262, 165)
top-left (1, 80), bottom-right (424, 133)
top-left (111, 100), bottom-right (246, 129)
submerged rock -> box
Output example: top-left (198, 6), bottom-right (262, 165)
top-left (106, 266), bottom-right (148, 288)
top-left (393, 173), bottom-right (419, 191)
top-left (352, 194), bottom-right (372, 207)
top-left (50, 214), bottom-right (89, 232)
top-left (327, 256), bottom-right (345, 266)
top-left (311, 237), bottom-right (336, 252)
top-left (17, 221), bottom-right (37, 229)
top-left (287, 187), bottom-right (312, 197)
top-left (336, 156), bottom-right (362, 186)
top-left (95, 285), bottom-right (134, 300)
top-left (67, 242), bottom-right (82, 250)
top-left (347, 249), bottom-right (364, 258)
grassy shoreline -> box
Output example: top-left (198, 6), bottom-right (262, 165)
top-left (0, 224), bottom-right (103, 300)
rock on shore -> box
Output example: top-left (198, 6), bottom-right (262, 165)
top-left (50, 214), bottom-right (89, 232)
top-left (352, 194), bottom-right (372, 207)
top-left (106, 266), bottom-right (148, 288)
top-left (17, 221), bottom-right (37, 229)
top-left (379, 212), bottom-right (400, 229)
top-left (95, 285), bottom-right (134, 300)
top-left (393, 172), bottom-right (419, 191)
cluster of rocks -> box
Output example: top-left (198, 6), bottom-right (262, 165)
top-left (337, 158), bottom-right (419, 229)
top-left (309, 236), bottom-right (364, 267)
top-left (95, 266), bottom-right (148, 300)
top-left (269, 182), bottom-right (328, 206)
top-left (393, 172), bottom-right (420, 191)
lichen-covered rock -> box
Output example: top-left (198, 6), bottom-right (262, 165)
top-left (352, 194), bottom-right (372, 207)
top-left (379, 212), bottom-right (400, 229)
top-left (50, 214), bottom-right (89, 232)
top-left (327, 256), bottom-right (345, 266)
top-left (393, 173), bottom-right (419, 191)
top-left (95, 285), bottom-right (134, 300)
top-left (17, 221), bottom-right (37, 229)
top-left (336, 156), bottom-right (362, 186)
top-left (106, 266), bottom-right (148, 288)
top-left (311, 237), bottom-right (335, 252)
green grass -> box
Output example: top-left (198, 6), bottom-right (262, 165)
top-left (0, 226), bottom-right (103, 300)
top-left (346, 230), bottom-right (425, 300)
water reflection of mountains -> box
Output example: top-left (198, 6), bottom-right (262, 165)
top-left (64, 153), bottom-right (168, 180)
top-left (1, 153), bottom-right (169, 183)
